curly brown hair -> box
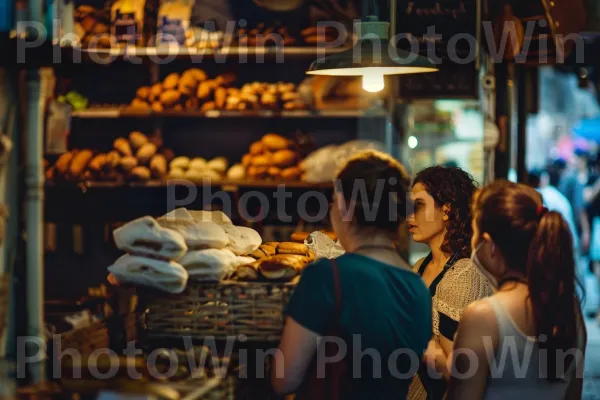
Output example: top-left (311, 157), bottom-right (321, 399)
top-left (413, 166), bottom-right (478, 258)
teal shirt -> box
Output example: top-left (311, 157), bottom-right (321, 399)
top-left (286, 253), bottom-right (432, 399)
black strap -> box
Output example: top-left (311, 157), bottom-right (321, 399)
top-left (418, 252), bottom-right (462, 297)
top-left (330, 259), bottom-right (342, 331)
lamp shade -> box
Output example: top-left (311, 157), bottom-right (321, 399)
top-left (306, 39), bottom-right (438, 76)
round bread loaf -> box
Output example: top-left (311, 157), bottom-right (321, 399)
top-left (262, 133), bottom-right (290, 150)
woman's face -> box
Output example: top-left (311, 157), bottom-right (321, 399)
top-left (407, 183), bottom-right (446, 245)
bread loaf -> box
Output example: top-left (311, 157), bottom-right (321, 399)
top-left (250, 153), bottom-right (272, 167)
top-left (290, 232), bottom-right (310, 243)
top-left (69, 149), bottom-right (94, 179)
top-left (160, 90), bottom-right (181, 108)
top-left (234, 261), bottom-right (259, 281)
top-left (163, 73), bottom-right (180, 90)
top-left (55, 151), bottom-right (75, 175)
top-left (280, 166), bottom-right (302, 181)
top-left (262, 133), bottom-right (289, 150)
top-left (207, 157), bottom-right (228, 174)
top-left (272, 149), bottom-right (297, 167)
top-left (113, 138), bottom-right (133, 157)
top-left (250, 141), bottom-right (265, 155)
top-left (119, 156), bottom-right (138, 173)
top-left (105, 151), bottom-right (121, 170)
top-left (129, 131), bottom-right (148, 150)
top-left (277, 242), bottom-right (309, 255)
top-left (88, 154), bottom-right (108, 172)
top-left (227, 164), bottom-right (245, 180)
top-left (150, 83), bottom-right (163, 102)
top-left (189, 158), bottom-right (207, 170)
top-left (130, 166), bottom-right (151, 181)
top-left (178, 249), bottom-right (237, 281)
top-left (259, 254), bottom-right (306, 280)
top-left (113, 216), bottom-right (188, 260)
top-left (188, 210), bottom-right (233, 226)
top-left (136, 86), bottom-right (151, 101)
top-left (149, 154), bottom-right (167, 177)
top-left (170, 156), bottom-right (190, 170)
top-left (241, 154), bottom-right (253, 168)
top-left (249, 244), bottom-right (276, 259)
top-left (136, 143), bottom-right (157, 165)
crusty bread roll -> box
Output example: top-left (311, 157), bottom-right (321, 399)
top-left (267, 166), bottom-right (281, 179)
top-left (185, 168), bottom-right (221, 182)
top-left (156, 218), bottom-right (229, 250)
top-left (55, 151), bottom-right (76, 175)
top-left (160, 90), bottom-right (181, 108)
top-left (262, 133), bottom-right (290, 150)
top-left (250, 141), bottom-right (265, 155)
top-left (170, 156), bottom-right (190, 170)
top-left (241, 154), bottom-right (253, 168)
top-left (250, 153), bottom-right (272, 167)
top-left (150, 154), bottom-right (167, 177)
top-left (290, 232), bottom-right (310, 243)
top-left (136, 87), bottom-right (151, 101)
top-left (163, 73), bottom-right (180, 90)
top-left (108, 254), bottom-right (188, 294)
top-left (227, 164), bottom-right (245, 180)
top-left (264, 242), bottom-right (279, 248)
top-left (150, 83), bottom-right (163, 103)
top-left (249, 244), bottom-right (276, 259)
top-left (223, 225), bottom-right (262, 255)
top-left (280, 166), bottom-right (302, 181)
top-left (277, 242), bottom-right (309, 255)
top-left (120, 156), bottom-right (138, 173)
top-left (113, 216), bottom-right (188, 260)
top-left (169, 167), bottom-right (185, 179)
top-left (105, 151), bottom-right (121, 170)
top-left (178, 248), bottom-right (237, 281)
top-left (259, 254), bottom-right (306, 280)
top-left (234, 261), bottom-right (259, 281)
top-left (130, 165), bottom-right (152, 180)
top-left (136, 143), bottom-right (157, 165)
top-left (189, 158), bottom-right (207, 170)
top-left (69, 149), bottom-right (94, 179)
top-left (129, 131), bottom-right (149, 150)
top-left (272, 149), bottom-right (297, 167)
top-left (306, 251), bottom-right (316, 263)
top-left (88, 154), bottom-right (107, 172)
top-left (207, 157), bottom-right (228, 174)
top-left (114, 138), bottom-right (132, 157)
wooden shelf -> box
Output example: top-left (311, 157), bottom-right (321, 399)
top-left (71, 108), bottom-right (389, 119)
top-left (46, 179), bottom-right (333, 190)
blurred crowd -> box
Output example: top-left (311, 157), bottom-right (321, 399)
top-left (529, 149), bottom-right (600, 321)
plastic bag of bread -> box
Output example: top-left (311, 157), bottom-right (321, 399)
top-left (107, 254), bottom-right (188, 294)
top-left (178, 248), bottom-right (238, 281)
top-left (305, 231), bottom-right (345, 260)
top-left (113, 216), bottom-right (188, 261)
top-left (222, 225), bottom-right (261, 255)
top-left (156, 217), bottom-right (230, 249)
top-left (188, 209), bottom-right (233, 226)
top-left (301, 140), bottom-right (385, 183)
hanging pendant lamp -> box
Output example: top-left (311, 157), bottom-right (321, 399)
top-left (307, 16), bottom-right (438, 92)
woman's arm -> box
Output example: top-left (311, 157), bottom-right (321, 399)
top-left (423, 337), bottom-right (453, 380)
top-left (272, 317), bottom-right (320, 395)
top-left (446, 300), bottom-right (498, 400)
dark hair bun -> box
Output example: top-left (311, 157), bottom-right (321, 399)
top-left (336, 150), bottom-right (410, 232)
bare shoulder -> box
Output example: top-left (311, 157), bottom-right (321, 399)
top-left (459, 299), bottom-right (498, 333)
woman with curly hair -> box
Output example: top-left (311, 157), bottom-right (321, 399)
top-left (407, 166), bottom-right (492, 400)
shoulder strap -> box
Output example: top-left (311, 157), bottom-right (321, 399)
top-left (417, 253), bottom-right (433, 276)
top-left (330, 259), bottom-right (342, 328)
top-left (428, 252), bottom-right (461, 296)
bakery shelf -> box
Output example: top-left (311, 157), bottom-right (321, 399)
top-left (45, 179), bottom-right (333, 190)
top-left (71, 108), bottom-right (388, 119)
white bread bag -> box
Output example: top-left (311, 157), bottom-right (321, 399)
top-left (222, 225), bottom-right (261, 255)
top-left (179, 248), bottom-right (238, 281)
top-left (157, 216), bottom-right (229, 250)
top-left (113, 216), bottom-right (188, 260)
top-left (108, 254), bottom-right (188, 294)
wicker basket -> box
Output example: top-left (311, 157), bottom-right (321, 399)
top-left (56, 320), bottom-right (109, 357)
top-left (140, 281), bottom-right (295, 342)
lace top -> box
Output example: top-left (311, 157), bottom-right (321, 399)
top-left (408, 257), bottom-right (492, 400)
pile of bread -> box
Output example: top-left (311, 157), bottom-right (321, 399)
top-left (45, 131), bottom-right (174, 182)
top-left (129, 68), bottom-right (306, 113)
top-left (74, 4), bottom-right (111, 49)
top-left (168, 156), bottom-right (230, 182)
top-left (107, 208), bottom-right (263, 293)
top-left (240, 133), bottom-right (304, 181)
top-left (231, 230), bottom-right (335, 281)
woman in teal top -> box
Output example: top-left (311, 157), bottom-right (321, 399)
top-left (272, 150), bottom-right (433, 399)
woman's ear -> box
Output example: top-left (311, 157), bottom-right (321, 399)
top-left (442, 204), bottom-right (451, 221)
top-left (482, 233), bottom-right (495, 254)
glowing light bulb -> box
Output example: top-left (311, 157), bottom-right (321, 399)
top-left (362, 73), bottom-right (385, 92)
top-left (408, 136), bottom-right (418, 149)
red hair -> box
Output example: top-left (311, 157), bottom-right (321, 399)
top-left (473, 180), bottom-right (580, 381)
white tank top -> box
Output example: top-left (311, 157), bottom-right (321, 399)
top-left (483, 297), bottom-right (585, 400)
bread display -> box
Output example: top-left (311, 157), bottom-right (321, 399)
top-left (45, 130), bottom-right (179, 183)
top-left (113, 216), bottom-right (188, 261)
top-left (167, 156), bottom-right (229, 182)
